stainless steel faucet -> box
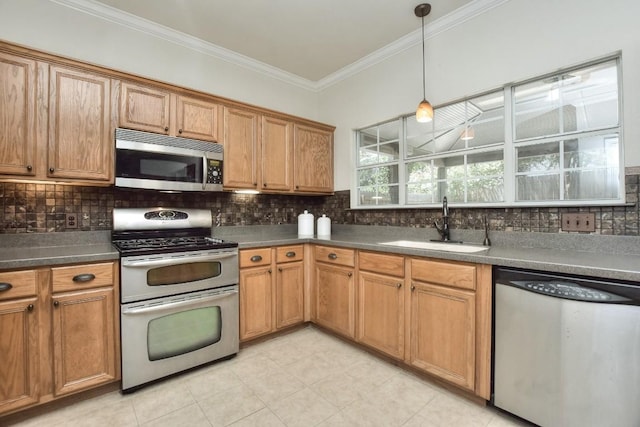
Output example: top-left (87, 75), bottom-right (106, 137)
top-left (434, 196), bottom-right (450, 241)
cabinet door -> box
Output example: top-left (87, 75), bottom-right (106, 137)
top-left (275, 261), bottom-right (304, 329)
top-left (119, 81), bottom-right (171, 134)
top-left (51, 287), bottom-right (116, 397)
top-left (0, 52), bottom-right (36, 176)
top-left (239, 266), bottom-right (273, 341)
top-left (261, 116), bottom-right (292, 192)
top-left (293, 124), bottom-right (333, 193)
top-left (357, 271), bottom-right (404, 359)
top-left (48, 65), bottom-right (112, 181)
top-left (409, 281), bottom-right (475, 390)
top-left (223, 107), bottom-right (259, 190)
top-left (315, 263), bottom-right (355, 339)
top-left (176, 95), bottom-right (219, 142)
top-left (0, 298), bottom-right (39, 415)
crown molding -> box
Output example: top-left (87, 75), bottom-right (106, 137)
top-left (50, 0), bottom-right (510, 93)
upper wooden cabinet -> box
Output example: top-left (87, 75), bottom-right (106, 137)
top-left (261, 115), bottom-right (293, 192)
top-left (48, 65), bottom-right (113, 182)
top-left (119, 81), bottom-right (220, 142)
top-left (222, 106), bottom-right (259, 190)
top-left (0, 52), bottom-right (37, 177)
top-left (293, 124), bottom-right (333, 194)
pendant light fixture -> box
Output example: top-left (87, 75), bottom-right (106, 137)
top-left (415, 3), bottom-right (433, 123)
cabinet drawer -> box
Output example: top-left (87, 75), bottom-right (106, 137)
top-left (52, 262), bottom-right (114, 293)
top-left (411, 258), bottom-right (476, 290)
top-left (240, 248), bottom-right (272, 268)
top-left (315, 246), bottom-right (355, 267)
top-left (276, 245), bottom-right (304, 263)
top-left (0, 270), bottom-right (37, 301)
top-left (359, 251), bottom-right (404, 277)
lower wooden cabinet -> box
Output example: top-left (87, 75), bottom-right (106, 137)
top-left (0, 296), bottom-right (39, 414)
top-left (239, 245), bottom-right (305, 342)
top-left (0, 262), bottom-right (120, 417)
top-left (408, 280), bottom-right (476, 390)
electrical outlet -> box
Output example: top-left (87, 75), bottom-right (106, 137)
top-left (65, 213), bottom-right (78, 229)
top-left (561, 213), bottom-right (595, 232)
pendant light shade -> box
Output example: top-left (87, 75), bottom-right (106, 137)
top-left (415, 3), bottom-right (432, 123)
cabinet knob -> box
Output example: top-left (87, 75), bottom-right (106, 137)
top-left (328, 253), bottom-right (338, 260)
top-left (164, 126), bottom-right (169, 132)
top-left (347, 272), bottom-right (353, 277)
top-left (49, 167), bottom-right (55, 173)
top-left (53, 300), bottom-right (59, 307)
top-left (253, 182), bottom-right (258, 186)
top-left (278, 267), bottom-right (283, 272)
top-left (0, 282), bottom-right (12, 292)
top-left (397, 283), bottom-right (402, 289)
top-left (268, 269), bottom-right (272, 274)
top-left (250, 255), bottom-right (262, 262)
top-left (296, 185), bottom-right (300, 189)
top-left (26, 165), bottom-right (33, 171)
top-left (411, 285), bottom-right (416, 291)
top-left (178, 128), bottom-right (183, 134)
top-left (263, 183), bottom-right (267, 187)
top-left (27, 304), bottom-right (34, 312)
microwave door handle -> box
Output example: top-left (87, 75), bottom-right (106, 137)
top-left (122, 289), bottom-right (238, 315)
top-left (203, 154), bottom-right (207, 190)
top-left (123, 251), bottom-right (237, 268)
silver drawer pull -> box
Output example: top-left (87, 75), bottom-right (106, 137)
top-left (0, 283), bottom-right (13, 292)
top-left (72, 273), bottom-right (96, 283)
top-left (328, 253), bottom-right (338, 260)
top-left (250, 255), bottom-right (263, 262)
top-left (286, 251), bottom-right (296, 258)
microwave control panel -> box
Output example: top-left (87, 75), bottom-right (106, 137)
top-left (207, 159), bottom-right (223, 184)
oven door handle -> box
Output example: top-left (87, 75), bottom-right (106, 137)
top-left (123, 251), bottom-right (237, 268)
top-left (122, 289), bottom-right (238, 315)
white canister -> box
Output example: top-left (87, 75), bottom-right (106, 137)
top-left (297, 210), bottom-right (314, 238)
top-left (317, 214), bottom-right (331, 239)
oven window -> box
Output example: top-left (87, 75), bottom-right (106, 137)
top-left (147, 262), bottom-right (222, 286)
top-left (147, 306), bottom-right (222, 361)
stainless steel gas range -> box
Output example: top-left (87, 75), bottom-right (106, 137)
top-left (112, 207), bottom-right (239, 392)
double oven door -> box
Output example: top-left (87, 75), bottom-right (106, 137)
top-left (120, 248), bottom-right (239, 391)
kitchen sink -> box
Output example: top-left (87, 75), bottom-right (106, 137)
top-left (378, 240), bottom-right (489, 253)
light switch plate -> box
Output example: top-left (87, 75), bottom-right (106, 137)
top-left (561, 213), bottom-right (595, 232)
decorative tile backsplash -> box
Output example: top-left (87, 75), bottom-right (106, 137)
top-left (1, 173), bottom-right (638, 235)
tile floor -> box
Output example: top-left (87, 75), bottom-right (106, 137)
top-left (5, 326), bottom-right (527, 427)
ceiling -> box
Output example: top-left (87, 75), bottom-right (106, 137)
top-left (56, 0), bottom-right (501, 89)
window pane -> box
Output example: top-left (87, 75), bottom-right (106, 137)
top-left (467, 151), bottom-right (504, 203)
top-left (358, 120), bottom-right (400, 166)
top-left (514, 60), bottom-right (618, 140)
top-left (564, 134), bottom-right (619, 169)
top-left (517, 174), bottom-right (560, 201)
top-left (357, 185), bottom-right (399, 205)
top-left (565, 169), bottom-right (619, 200)
top-left (467, 178), bottom-right (504, 203)
top-left (517, 142), bottom-right (560, 173)
top-left (358, 165), bottom-right (398, 187)
top-left (406, 115), bottom-right (434, 158)
top-left (406, 161), bottom-right (434, 204)
top-left (434, 156), bottom-right (465, 202)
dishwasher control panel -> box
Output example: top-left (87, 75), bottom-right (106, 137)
top-left (511, 280), bottom-right (630, 303)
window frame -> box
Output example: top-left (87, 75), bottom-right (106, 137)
top-left (352, 54), bottom-right (624, 209)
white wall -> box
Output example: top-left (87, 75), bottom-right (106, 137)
top-left (0, 0), bottom-right (318, 118)
top-left (319, 0), bottom-right (640, 190)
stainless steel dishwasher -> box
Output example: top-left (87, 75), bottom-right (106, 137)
top-left (493, 267), bottom-right (640, 427)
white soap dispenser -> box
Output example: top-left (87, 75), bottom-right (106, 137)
top-left (297, 210), bottom-right (314, 238)
top-left (317, 214), bottom-right (331, 239)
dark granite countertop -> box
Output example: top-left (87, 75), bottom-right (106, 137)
top-left (2, 226), bottom-right (639, 283)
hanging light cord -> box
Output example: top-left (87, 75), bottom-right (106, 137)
top-left (421, 13), bottom-right (426, 101)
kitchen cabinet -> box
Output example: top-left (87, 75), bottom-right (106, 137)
top-left (261, 115), bottom-right (293, 192)
top-left (0, 52), bottom-right (37, 177)
top-left (50, 263), bottom-right (117, 397)
top-left (0, 262), bottom-right (120, 417)
top-left (407, 258), bottom-right (489, 395)
top-left (239, 245), bottom-right (305, 342)
top-left (0, 270), bottom-right (39, 415)
top-left (222, 107), bottom-right (260, 191)
top-left (48, 65), bottom-right (113, 182)
top-left (275, 245), bottom-right (304, 329)
top-left (357, 251), bottom-right (405, 359)
top-left (314, 246), bottom-right (355, 339)
top-left (119, 80), bottom-right (220, 142)
top-left (293, 124), bottom-right (333, 194)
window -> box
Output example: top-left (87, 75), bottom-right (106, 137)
top-left (353, 56), bottom-right (622, 208)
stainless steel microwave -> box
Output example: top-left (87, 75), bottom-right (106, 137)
top-left (115, 128), bottom-right (224, 192)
